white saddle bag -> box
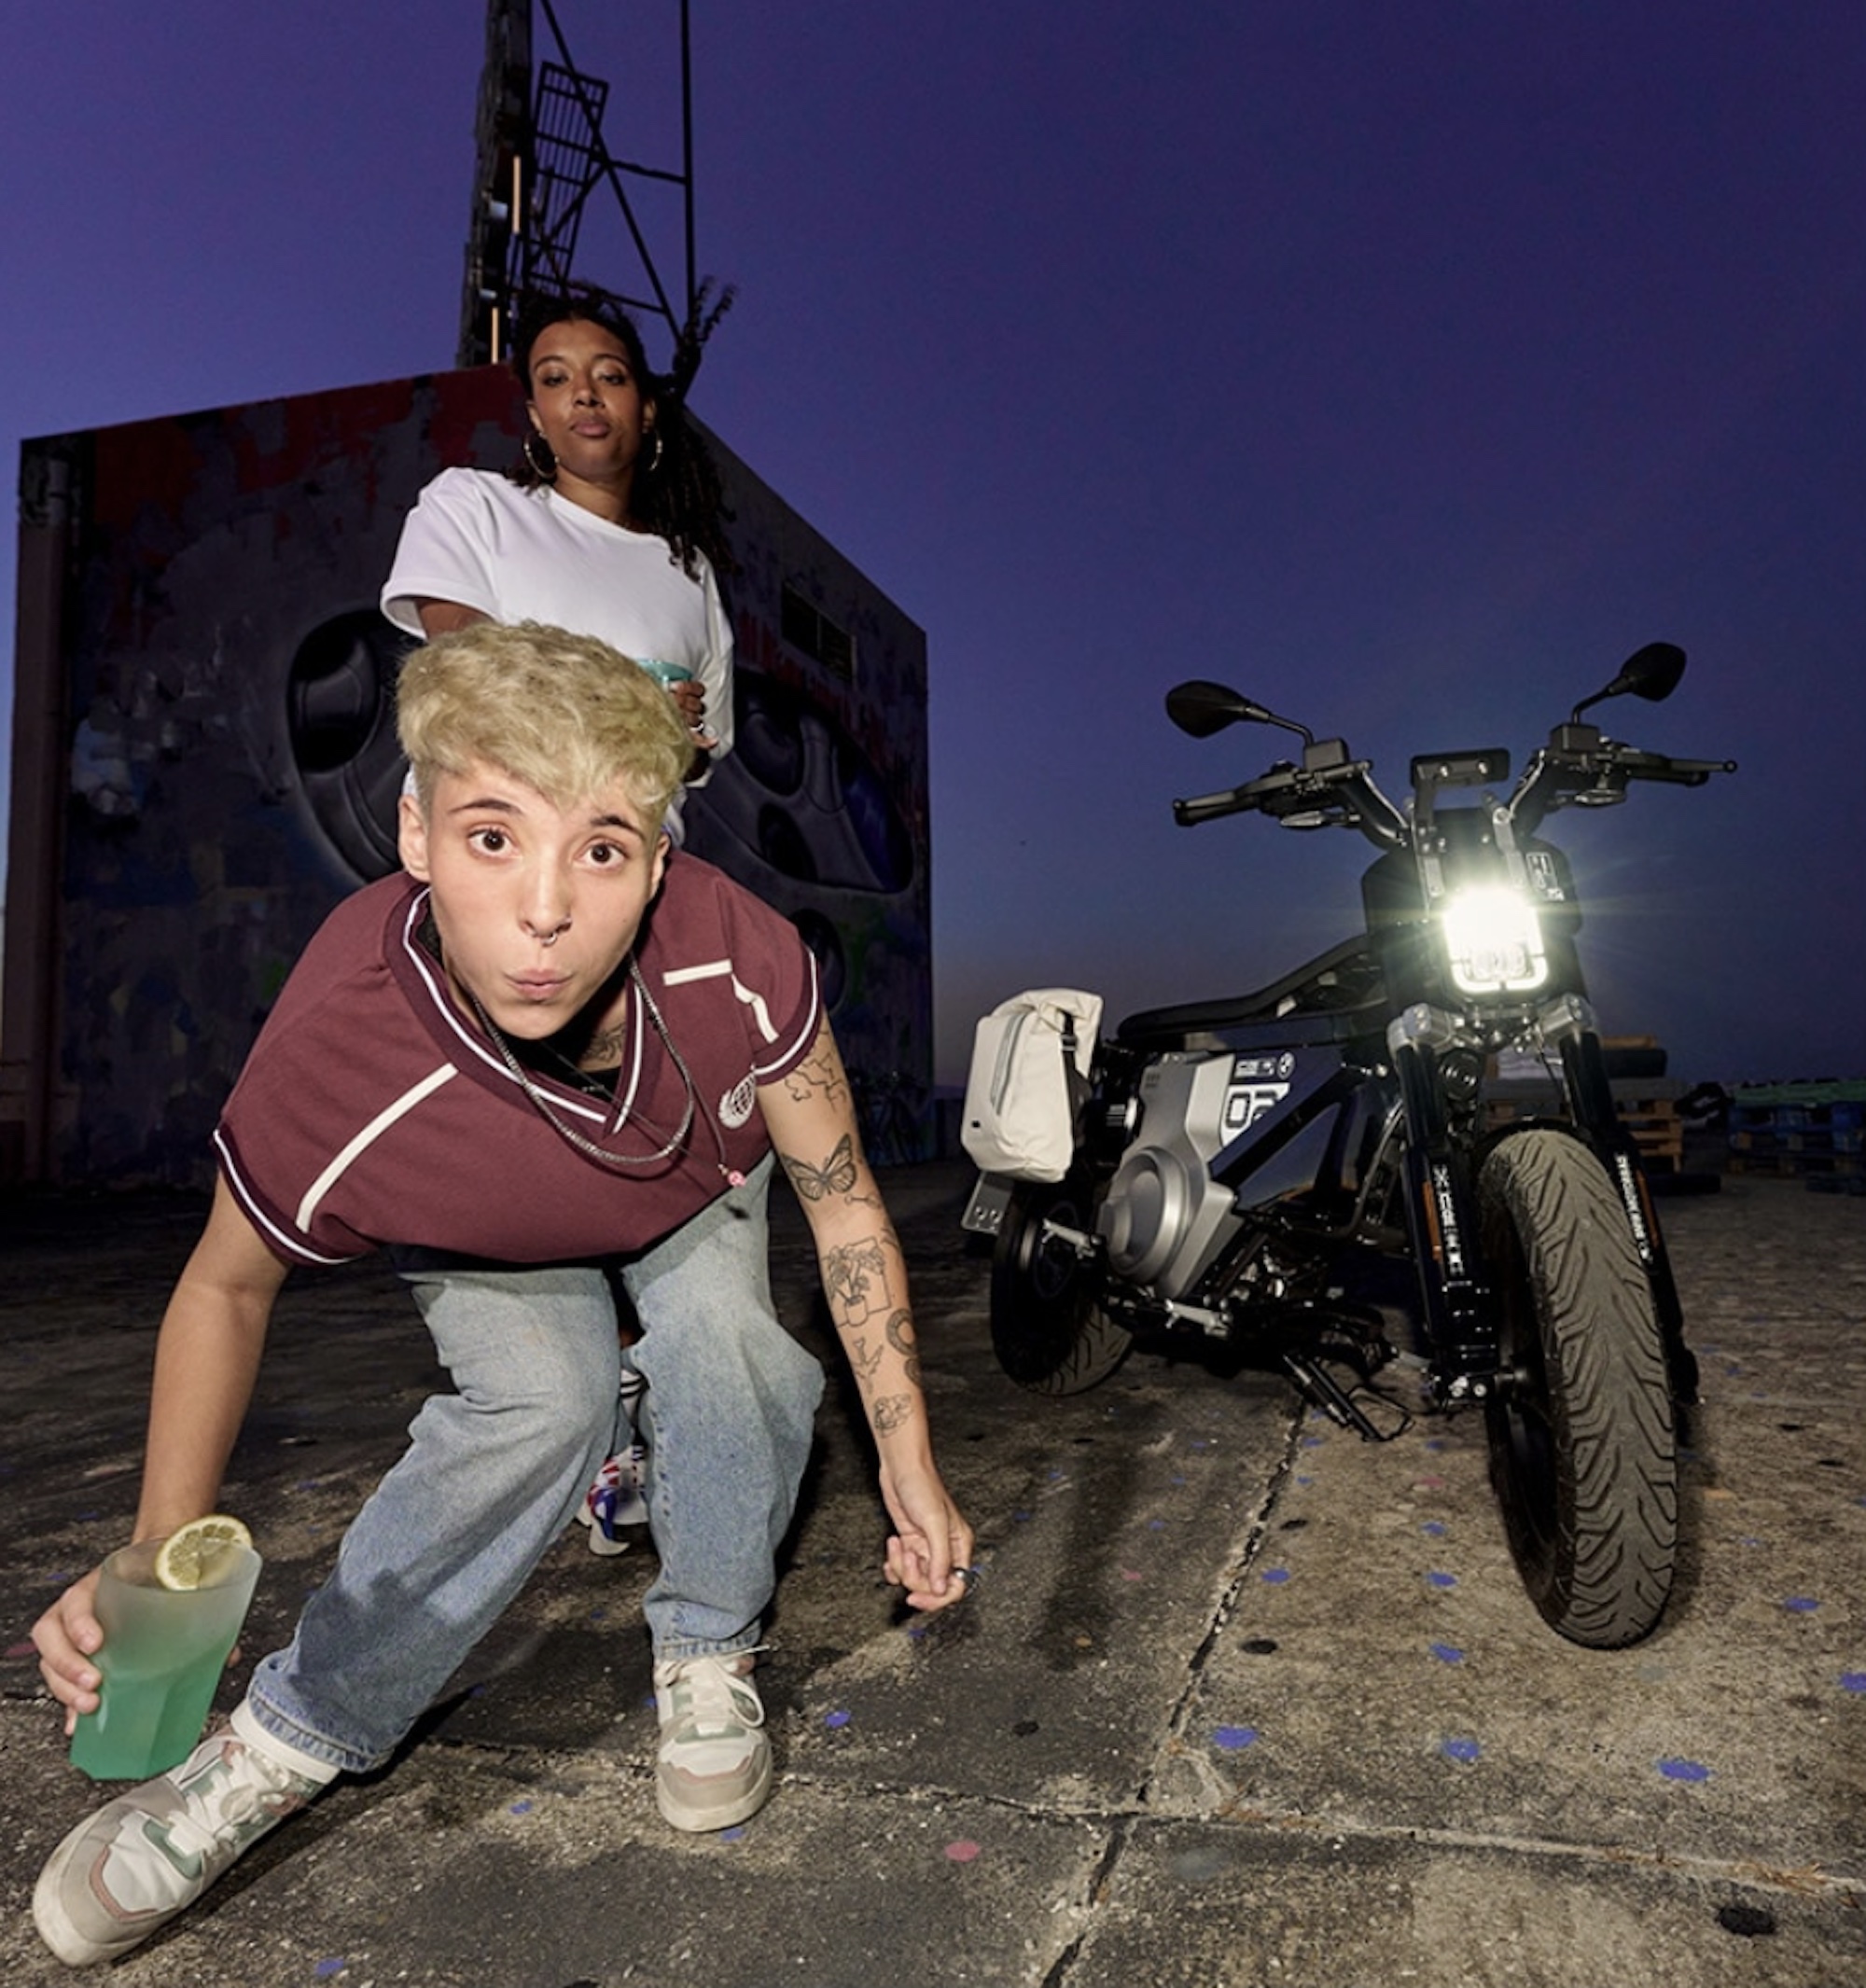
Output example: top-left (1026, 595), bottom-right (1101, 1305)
top-left (959, 988), bottom-right (1104, 1182)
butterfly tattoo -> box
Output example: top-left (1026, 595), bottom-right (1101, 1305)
top-left (784, 1134), bottom-right (858, 1203)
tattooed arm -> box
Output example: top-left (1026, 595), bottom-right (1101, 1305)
top-left (759, 1020), bottom-right (976, 1610)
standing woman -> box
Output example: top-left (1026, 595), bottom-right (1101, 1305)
top-left (383, 289), bottom-right (736, 836)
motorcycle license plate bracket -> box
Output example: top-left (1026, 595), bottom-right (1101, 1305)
top-left (961, 1173), bottom-right (1016, 1239)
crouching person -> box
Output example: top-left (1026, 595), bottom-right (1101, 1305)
top-left (31, 619), bottom-right (975, 1968)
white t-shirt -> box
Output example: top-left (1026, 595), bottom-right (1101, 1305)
top-left (381, 468), bottom-right (735, 796)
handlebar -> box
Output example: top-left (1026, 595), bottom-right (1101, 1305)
top-left (1511, 735), bottom-right (1737, 833)
top-left (1173, 762), bottom-right (1300, 827)
top-left (1165, 660), bottom-right (1734, 850)
top-left (1174, 756), bottom-right (1408, 849)
top-left (1176, 732), bottom-right (1734, 843)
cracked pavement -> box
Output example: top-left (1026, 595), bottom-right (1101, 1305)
top-left (3, 1163), bottom-right (1862, 1985)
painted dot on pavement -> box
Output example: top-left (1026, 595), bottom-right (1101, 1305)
top-left (313, 1966), bottom-right (346, 1981)
top-left (1783, 1597), bottom-right (1819, 1614)
top-left (720, 1825), bottom-right (747, 1842)
top-left (1427, 1571), bottom-right (1457, 1589)
top-left (1840, 1673), bottom-right (1866, 1693)
top-left (1430, 1643), bottom-right (1464, 1664)
top-left (825, 1709), bottom-right (851, 1728)
top-left (1441, 1738), bottom-right (1481, 1762)
top-left (1261, 1567), bottom-right (1291, 1585)
top-left (1214, 1725), bottom-right (1259, 1751)
top-left (1421, 1522), bottom-right (1447, 1537)
top-left (1121, 1567), bottom-right (1145, 1581)
top-left (1659, 1758), bottom-right (1710, 1783)
top-left (508, 1800), bottom-right (534, 1814)
top-left (946, 1839), bottom-right (982, 1862)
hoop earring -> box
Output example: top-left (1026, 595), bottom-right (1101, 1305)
top-left (523, 430), bottom-right (557, 482)
top-left (648, 428), bottom-right (664, 474)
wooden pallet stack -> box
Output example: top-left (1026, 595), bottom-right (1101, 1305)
top-left (1727, 1081), bottom-right (1866, 1188)
top-left (1482, 1036), bottom-right (1686, 1172)
top-left (1600, 1036), bottom-right (1685, 1172)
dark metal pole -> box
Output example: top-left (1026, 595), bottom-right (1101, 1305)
top-left (681, 0), bottom-right (695, 326)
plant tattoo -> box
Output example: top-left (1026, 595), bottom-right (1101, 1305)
top-left (825, 1237), bottom-right (890, 1328)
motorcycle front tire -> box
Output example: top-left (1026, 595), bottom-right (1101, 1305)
top-left (991, 1176), bottom-right (1131, 1396)
top-left (1479, 1129), bottom-right (1678, 1649)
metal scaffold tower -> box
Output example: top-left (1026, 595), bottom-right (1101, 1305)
top-left (456, 0), bottom-right (699, 369)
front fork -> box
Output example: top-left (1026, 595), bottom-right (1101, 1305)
top-left (1390, 996), bottom-right (1697, 1410)
top-left (1549, 997), bottom-right (1699, 1403)
top-left (1389, 1005), bottom-right (1502, 1407)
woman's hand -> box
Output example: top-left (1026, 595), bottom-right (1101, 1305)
top-left (668, 677), bottom-right (717, 747)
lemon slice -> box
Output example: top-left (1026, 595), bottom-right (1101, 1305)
top-left (154, 1514), bottom-right (254, 1592)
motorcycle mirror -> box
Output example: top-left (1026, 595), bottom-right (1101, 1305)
top-left (1165, 680), bottom-right (1292, 740)
top-left (1612, 641), bottom-right (1688, 702)
top-left (1572, 641), bottom-right (1687, 721)
top-left (1166, 680), bottom-right (1268, 737)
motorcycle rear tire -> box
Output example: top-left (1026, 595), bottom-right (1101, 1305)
top-left (1479, 1129), bottom-right (1678, 1648)
top-left (991, 1177), bottom-right (1131, 1396)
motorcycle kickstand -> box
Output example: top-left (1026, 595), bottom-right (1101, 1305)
top-left (1280, 1351), bottom-right (1388, 1442)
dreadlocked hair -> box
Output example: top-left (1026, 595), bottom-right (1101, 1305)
top-left (506, 282), bottom-right (740, 581)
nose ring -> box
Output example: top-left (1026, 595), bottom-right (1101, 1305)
top-left (538, 919), bottom-right (570, 948)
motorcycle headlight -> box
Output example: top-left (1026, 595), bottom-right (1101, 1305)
top-left (1440, 886), bottom-right (1548, 995)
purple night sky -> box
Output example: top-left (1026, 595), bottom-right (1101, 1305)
top-left (4, 3), bottom-right (1861, 1088)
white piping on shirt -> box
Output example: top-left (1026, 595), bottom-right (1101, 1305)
top-left (213, 1129), bottom-right (355, 1267)
top-left (756, 950), bottom-right (822, 1079)
top-left (295, 1063), bottom-right (459, 1231)
top-left (661, 960), bottom-right (779, 1043)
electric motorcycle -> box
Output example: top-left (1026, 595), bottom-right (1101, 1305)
top-left (963, 644), bottom-right (1734, 1647)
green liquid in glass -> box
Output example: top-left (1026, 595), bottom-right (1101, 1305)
top-left (68, 1541), bottom-right (260, 1781)
top-left (70, 1638), bottom-right (241, 1780)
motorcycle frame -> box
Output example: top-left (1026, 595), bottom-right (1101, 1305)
top-left (1085, 792), bottom-right (1690, 1416)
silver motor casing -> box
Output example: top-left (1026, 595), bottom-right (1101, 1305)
top-left (1096, 1053), bottom-right (1246, 1296)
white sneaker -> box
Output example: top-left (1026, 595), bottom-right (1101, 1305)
top-left (34, 1709), bottom-right (327, 1967)
top-left (651, 1651), bottom-right (771, 1832)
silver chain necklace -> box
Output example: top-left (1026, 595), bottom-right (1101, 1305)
top-left (467, 959), bottom-right (742, 1182)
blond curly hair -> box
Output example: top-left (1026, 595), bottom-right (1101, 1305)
top-left (397, 619), bottom-right (693, 826)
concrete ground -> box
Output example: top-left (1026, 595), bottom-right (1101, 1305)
top-left (2, 1161), bottom-right (1861, 1987)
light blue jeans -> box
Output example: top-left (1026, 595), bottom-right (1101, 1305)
top-left (244, 1156), bottom-right (823, 1773)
